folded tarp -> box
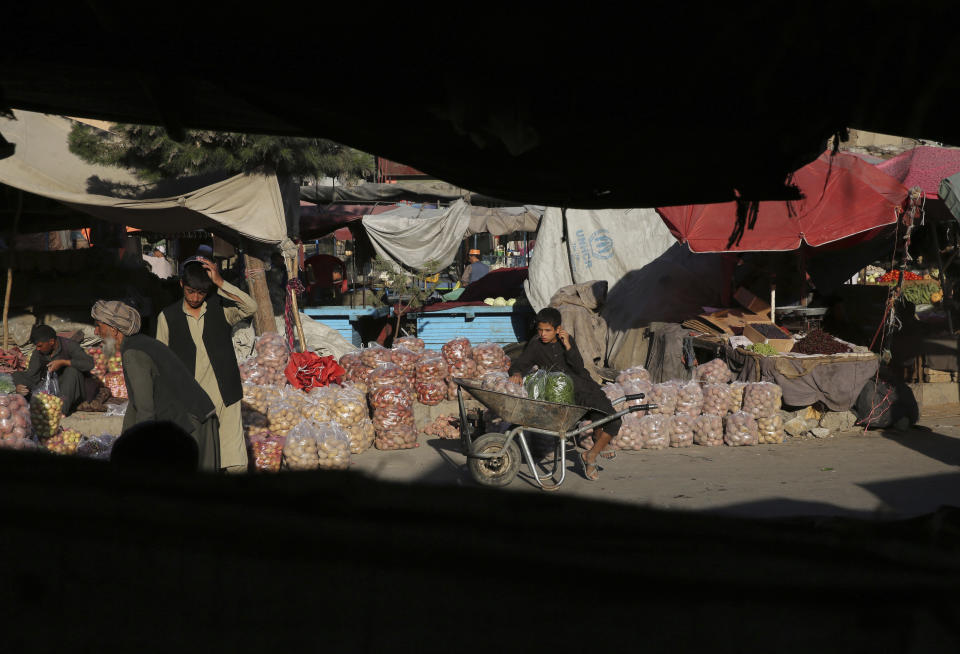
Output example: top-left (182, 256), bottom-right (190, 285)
top-left (465, 205), bottom-right (541, 236)
top-left (0, 110), bottom-right (290, 247)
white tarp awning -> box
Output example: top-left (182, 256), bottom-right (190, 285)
top-left (0, 110), bottom-right (290, 246)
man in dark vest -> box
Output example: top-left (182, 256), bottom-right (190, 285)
top-left (91, 299), bottom-right (220, 471)
top-left (155, 257), bottom-right (257, 472)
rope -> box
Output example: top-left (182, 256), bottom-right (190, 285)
top-left (284, 278), bottom-right (305, 351)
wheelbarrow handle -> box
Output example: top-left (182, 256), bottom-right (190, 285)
top-left (623, 393), bottom-right (645, 401)
top-left (629, 403), bottom-right (657, 413)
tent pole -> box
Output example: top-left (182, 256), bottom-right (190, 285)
top-left (3, 191), bottom-right (23, 351)
top-left (287, 254), bottom-right (306, 352)
top-left (244, 252), bottom-right (277, 336)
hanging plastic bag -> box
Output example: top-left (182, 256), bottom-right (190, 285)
top-left (35, 369), bottom-right (61, 398)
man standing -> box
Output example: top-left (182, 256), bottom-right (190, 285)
top-left (461, 249), bottom-right (489, 285)
top-left (91, 299), bottom-right (220, 471)
top-left (143, 244), bottom-right (174, 279)
top-left (155, 257), bottom-right (257, 472)
top-left (13, 324), bottom-right (95, 416)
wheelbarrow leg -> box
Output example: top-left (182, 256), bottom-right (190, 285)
top-left (457, 386), bottom-right (473, 456)
top-left (516, 432), bottom-right (548, 488)
top-left (534, 437), bottom-right (566, 491)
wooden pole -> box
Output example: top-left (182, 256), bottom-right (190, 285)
top-left (3, 191), bottom-right (23, 351)
top-left (287, 254), bottom-right (306, 352)
top-left (243, 253), bottom-right (277, 336)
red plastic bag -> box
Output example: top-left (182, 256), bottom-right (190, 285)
top-left (284, 351), bottom-right (346, 391)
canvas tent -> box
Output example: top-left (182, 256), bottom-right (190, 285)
top-left (0, 110), bottom-right (294, 252)
top-left (360, 200), bottom-right (541, 270)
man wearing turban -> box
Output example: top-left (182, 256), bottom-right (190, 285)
top-left (91, 299), bottom-right (221, 471)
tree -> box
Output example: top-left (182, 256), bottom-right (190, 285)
top-left (68, 123), bottom-right (375, 184)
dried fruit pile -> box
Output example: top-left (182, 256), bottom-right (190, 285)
top-left (791, 330), bottom-right (851, 355)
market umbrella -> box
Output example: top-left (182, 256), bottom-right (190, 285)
top-left (877, 146), bottom-right (960, 199)
top-left (656, 152), bottom-right (909, 253)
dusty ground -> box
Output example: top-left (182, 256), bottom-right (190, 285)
top-left (351, 405), bottom-right (960, 519)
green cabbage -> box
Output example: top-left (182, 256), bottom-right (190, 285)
top-left (523, 370), bottom-right (547, 399)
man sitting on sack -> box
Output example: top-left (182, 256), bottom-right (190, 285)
top-left (13, 324), bottom-right (96, 416)
top-left (155, 257), bottom-right (257, 473)
top-left (91, 299), bottom-right (220, 471)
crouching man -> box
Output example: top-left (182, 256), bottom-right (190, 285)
top-left (13, 324), bottom-right (95, 416)
top-left (91, 299), bottom-right (221, 471)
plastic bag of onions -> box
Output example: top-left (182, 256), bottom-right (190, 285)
top-left (441, 337), bottom-right (473, 364)
top-left (602, 382), bottom-right (625, 404)
top-left (370, 384), bottom-right (414, 411)
top-left (742, 382), bottom-right (783, 418)
top-left (757, 414), bottom-right (785, 444)
top-left (374, 423), bottom-right (419, 450)
top-left (639, 414), bottom-right (671, 450)
top-left (283, 421), bottom-right (319, 470)
top-left (616, 365), bottom-right (651, 385)
top-left (695, 358), bottom-right (732, 384)
top-left (368, 362), bottom-right (410, 392)
top-left (346, 364), bottom-right (372, 388)
top-left (416, 355), bottom-right (448, 383)
top-left (249, 432), bottom-right (284, 473)
top-left (728, 382), bottom-right (747, 414)
top-left (315, 421), bottom-right (351, 470)
top-left (394, 336), bottom-right (425, 353)
top-left (448, 358), bottom-right (478, 380)
top-left (339, 352), bottom-right (362, 370)
top-left (670, 413), bottom-right (695, 447)
top-left (0, 392), bottom-right (35, 450)
top-left (724, 412), bottom-right (758, 446)
top-left (390, 346), bottom-right (418, 374)
top-left (249, 332), bottom-right (290, 386)
top-left (675, 381), bottom-right (704, 415)
top-left (647, 383), bottom-right (678, 415)
top-left (701, 384), bottom-right (729, 416)
top-left (481, 371), bottom-right (509, 390)
top-left (359, 343), bottom-right (393, 368)
top-left (693, 414), bottom-right (723, 446)
top-left (416, 380), bottom-right (447, 406)
top-left (473, 342), bottom-right (506, 375)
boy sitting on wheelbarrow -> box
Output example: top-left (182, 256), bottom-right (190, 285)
top-left (508, 308), bottom-right (620, 481)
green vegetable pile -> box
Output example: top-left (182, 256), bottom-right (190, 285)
top-left (523, 370), bottom-right (576, 404)
top-left (900, 281), bottom-right (940, 305)
top-left (0, 374), bottom-right (14, 394)
top-left (746, 343), bottom-right (778, 356)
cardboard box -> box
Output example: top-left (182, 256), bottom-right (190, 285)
top-left (734, 287), bottom-right (771, 318)
top-left (743, 322), bottom-right (794, 353)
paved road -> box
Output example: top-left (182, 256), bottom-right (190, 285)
top-left (352, 407), bottom-right (960, 519)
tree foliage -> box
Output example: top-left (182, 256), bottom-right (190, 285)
top-left (68, 123), bottom-right (375, 182)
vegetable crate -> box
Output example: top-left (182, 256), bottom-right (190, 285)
top-left (414, 305), bottom-right (535, 349)
top-left (302, 306), bottom-right (390, 347)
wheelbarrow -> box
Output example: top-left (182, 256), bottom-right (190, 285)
top-left (455, 379), bottom-right (655, 491)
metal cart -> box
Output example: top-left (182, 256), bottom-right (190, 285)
top-left (455, 379), bottom-right (653, 491)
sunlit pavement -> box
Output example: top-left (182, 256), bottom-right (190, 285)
top-left (350, 406), bottom-right (960, 519)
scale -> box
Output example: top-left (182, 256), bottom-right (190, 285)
top-left (774, 305), bottom-right (828, 332)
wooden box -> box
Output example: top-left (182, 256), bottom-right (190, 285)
top-left (743, 322), bottom-right (795, 353)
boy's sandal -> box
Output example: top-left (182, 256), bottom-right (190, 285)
top-left (579, 451), bottom-right (600, 481)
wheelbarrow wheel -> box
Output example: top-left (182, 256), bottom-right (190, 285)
top-left (469, 433), bottom-right (521, 488)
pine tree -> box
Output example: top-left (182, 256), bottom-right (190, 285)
top-left (68, 123), bottom-right (374, 183)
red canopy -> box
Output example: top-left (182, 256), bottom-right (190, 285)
top-left (656, 152), bottom-right (908, 252)
top-left (876, 146), bottom-right (960, 199)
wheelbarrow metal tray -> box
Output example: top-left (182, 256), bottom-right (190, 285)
top-left (455, 379), bottom-right (593, 433)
